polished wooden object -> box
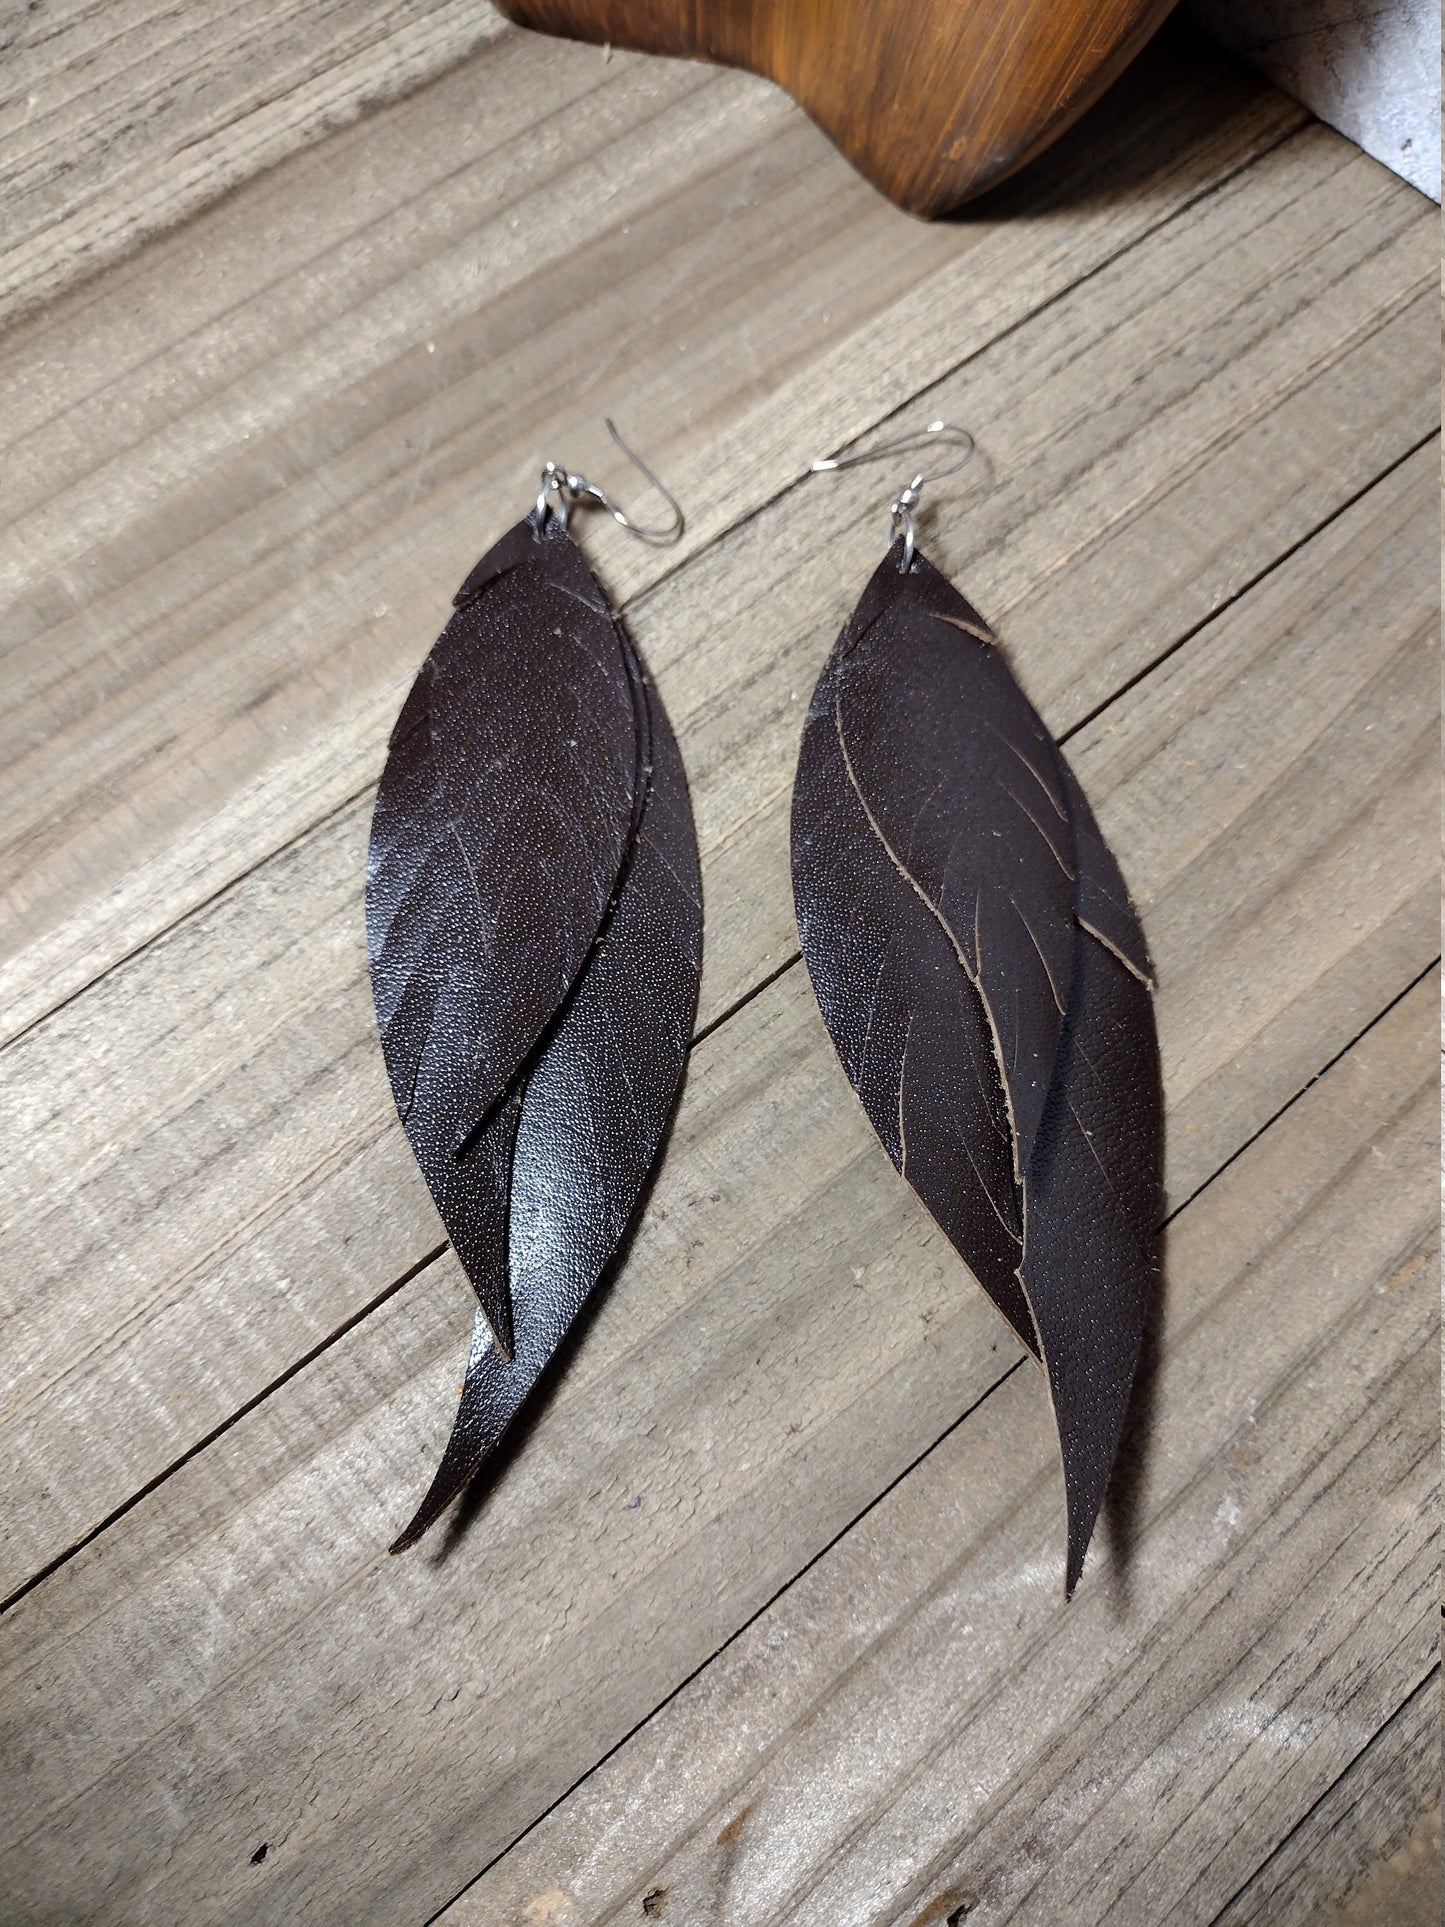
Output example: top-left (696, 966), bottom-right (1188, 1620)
top-left (493, 0), bottom-right (1178, 213)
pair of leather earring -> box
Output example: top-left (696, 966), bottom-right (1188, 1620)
top-left (367, 421), bottom-right (1161, 1593)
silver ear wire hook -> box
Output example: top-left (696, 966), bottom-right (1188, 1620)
top-left (810, 420), bottom-right (975, 573)
top-left (534, 418), bottom-right (684, 545)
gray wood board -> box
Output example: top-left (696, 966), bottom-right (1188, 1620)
top-left (2, 423), bottom-right (1435, 1600)
top-left (0, 458), bottom-right (1435, 1919)
top-left (0, 0), bottom-right (512, 323)
top-left (1215, 1669), bottom-right (1442, 1925)
top-left (0, 17), bottom-right (1436, 1926)
top-left (0, 38), bottom-right (1321, 1047)
top-left (456, 977), bottom-right (1439, 1927)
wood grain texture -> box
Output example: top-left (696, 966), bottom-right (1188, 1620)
top-left (5, 88), bottom-right (1427, 1081)
top-left (494, 0), bottom-right (1178, 215)
top-left (458, 975), bottom-right (1438, 1927)
top-left (0, 0), bottom-right (510, 326)
top-left (0, 16), bottom-right (1435, 1924)
top-left (653, 163), bottom-right (1436, 1018)
top-left (3, 967), bottom-right (1432, 1924)
top-left (0, 465), bottom-right (1433, 1921)
top-left (1215, 1670), bottom-right (1441, 1925)
top-left (1, 370), bottom-right (1433, 1599)
top-left (0, 33), bottom-right (1315, 1053)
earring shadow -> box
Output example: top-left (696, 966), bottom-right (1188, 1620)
top-left (956, 17), bottom-right (1281, 224)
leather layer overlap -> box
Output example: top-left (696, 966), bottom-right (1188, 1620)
top-left (367, 513), bottom-right (701, 1545)
top-left (792, 541), bottom-right (1162, 1593)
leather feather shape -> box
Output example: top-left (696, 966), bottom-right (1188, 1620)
top-left (367, 511), bottom-right (701, 1549)
top-left (792, 542), bottom-right (1162, 1594)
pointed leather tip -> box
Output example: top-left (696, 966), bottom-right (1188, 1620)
top-left (1064, 1517), bottom-right (1094, 1601)
top-left (389, 1448), bottom-right (474, 1552)
top-left (388, 1499), bottom-right (431, 1553)
top-left (388, 1419), bottom-right (488, 1555)
top-left (388, 1487), bottom-right (449, 1555)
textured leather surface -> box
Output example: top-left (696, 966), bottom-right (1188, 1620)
top-left (389, 644), bottom-right (702, 1550)
top-left (836, 550), bottom-right (1077, 1179)
top-left (367, 513), bottom-right (640, 1354)
top-left (1027, 765), bottom-right (1161, 1594)
top-left (367, 515), bottom-right (701, 1544)
top-left (793, 645), bottom-right (1037, 1356)
top-left (367, 515), bottom-right (641, 1120)
top-left (792, 541), bottom-right (1162, 1592)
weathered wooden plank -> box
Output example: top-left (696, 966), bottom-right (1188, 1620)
top-left (0, 0), bottom-right (510, 325)
top-left (2, 12), bottom-right (1434, 1922)
top-left (1, 440), bottom-right (1433, 1601)
top-left (438, 978), bottom-right (1440, 1926)
top-left (0, 492), bottom-right (1435, 1922)
top-left (1214, 1670), bottom-right (1441, 1925)
top-left (2, 973), bottom-right (1039, 1922)
top-left (650, 260), bottom-right (1436, 1031)
top-left (0, 37), bottom-right (1315, 1046)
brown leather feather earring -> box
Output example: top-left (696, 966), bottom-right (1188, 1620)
top-left (367, 425), bottom-right (702, 1551)
top-left (790, 423), bottom-right (1163, 1596)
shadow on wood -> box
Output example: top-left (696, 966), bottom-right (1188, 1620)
top-left (495, 0), bottom-right (1179, 214)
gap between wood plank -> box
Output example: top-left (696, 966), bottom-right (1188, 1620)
top-left (1205, 1664), bottom-right (1441, 1924)
top-left (0, 1239), bottom-right (440, 1618)
top-left (3, 933), bottom-right (1429, 1624)
top-left (3, 549), bottom-right (1431, 1914)
top-left (1049, 426), bottom-right (1441, 744)
top-left (0, 59), bottom-right (1431, 1919)
top-left (430, 1376), bottom-right (1038, 1927)
top-left (1126, 1616), bottom-right (1439, 1927)
top-left (618, 102), bottom-right (1316, 636)
top-left (691, 423), bottom-right (1439, 1049)
top-left (0, 5), bottom-right (518, 330)
top-left (0, 106), bottom-right (1316, 1059)
top-left (433, 1054), bottom-right (1434, 1919)
top-left (2, 418), bottom-right (1430, 1619)
top-left (423, 953), bottom-right (1441, 1921)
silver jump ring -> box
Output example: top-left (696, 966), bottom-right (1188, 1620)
top-left (532, 424), bottom-right (683, 546)
top-left (810, 421), bottom-right (975, 572)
